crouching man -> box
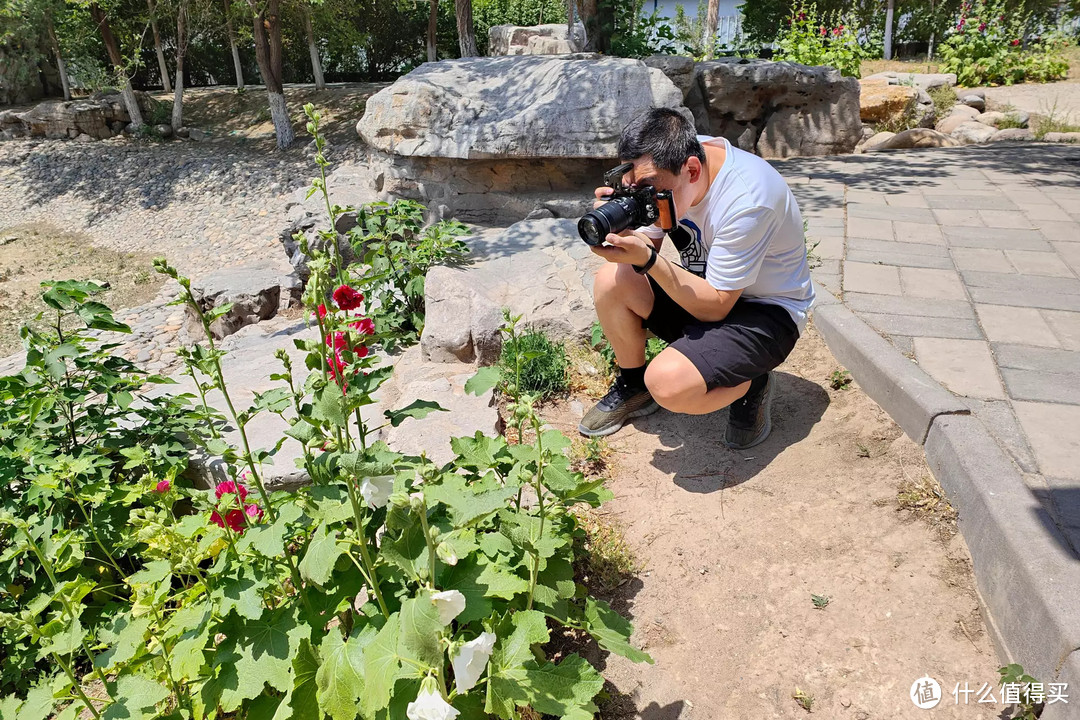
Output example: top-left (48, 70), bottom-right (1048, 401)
top-left (578, 107), bottom-right (815, 449)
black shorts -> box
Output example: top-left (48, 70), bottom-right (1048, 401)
top-left (645, 277), bottom-right (800, 391)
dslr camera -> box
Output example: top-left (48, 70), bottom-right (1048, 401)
top-left (577, 162), bottom-right (677, 246)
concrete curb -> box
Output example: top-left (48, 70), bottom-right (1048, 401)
top-left (811, 290), bottom-right (1080, 710)
top-left (812, 288), bottom-right (968, 443)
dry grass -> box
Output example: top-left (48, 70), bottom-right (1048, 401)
top-left (572, 508), bottom-right (642, 595)
top-left (861, 56), bottom-right (942, 77)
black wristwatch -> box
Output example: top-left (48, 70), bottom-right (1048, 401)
top-left (633, 246), bottom-right (659, 275)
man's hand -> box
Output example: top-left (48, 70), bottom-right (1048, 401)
top-left (590, 231), bottom-right (654, 266)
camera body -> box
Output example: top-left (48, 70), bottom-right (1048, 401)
top-left (577, 163), bottom-right (678, 246)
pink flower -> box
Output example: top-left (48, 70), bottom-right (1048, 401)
top-left (210, 508), bottom-right (248, 532)
top-left (833, 26), bottom-right (842, 35)
top-left (214, 480), bottom-right (249, 502)
top-left (244, 504), bottom-right (264, 522)
top-left (355, 344), bottom-right (369, 359)
top-left (978, 22), bottom-right (986, 31)
top-left (1011, 38), bottom-right (1020, 45)
top-left (332, 285), bottom-right (364, 311)
top-left (798, 11), bottom-right (806, 20)
top-left (820, 26), bottom-right (826, 36)
top-left (316, 304), bottom-right (328, 319)
top-left (349, 317), bottom-right (375, 335)
top-left (155, 479), bottom-right (171, 493)
top-left (958, 18), bottom-right (966, 29)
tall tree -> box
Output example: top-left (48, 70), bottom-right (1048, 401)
top-left (426, 0), bottom-right (437, 61)
top-left (246, 0), bottom-right (293, 148)
top-left (45, 11), bottom-right (71, 100)
top-left (171, 0), bottom-right (186, 129)
top-left (883, 0), bottom-right (895, 59)
top-left (223, 0), bottom-right (243, 88)
top-left (454, 0), bottom-right (477, 56)
top-left (302, 2), bottom-right (324, 89)
top-left (704, 0), bottom-right (719, 59)
top-left (146, 0), bottom-right (171, 92)
top-left (88, 2), bottom-right (144, 128)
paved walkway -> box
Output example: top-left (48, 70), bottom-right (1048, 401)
top-left (777, 142), bottom-right (1080, 557)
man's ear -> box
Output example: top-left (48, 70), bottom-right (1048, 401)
top-left (685, 156), bottom-right (703, 183)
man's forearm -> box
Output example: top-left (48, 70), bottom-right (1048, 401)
top-left (645, 253), bottom-right (740, 323)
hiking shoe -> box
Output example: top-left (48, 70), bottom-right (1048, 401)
top-left (725, 373), bottom-right (774, 450)
top-left (578, 376), bottom-right (659, 437)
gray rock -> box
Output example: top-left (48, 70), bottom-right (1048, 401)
top-left (488, 22), bottom-right (586, 56)
top-left (175, 126), bottom-right (190, 139)
top-left (989, 128), bottom-right (1034, 142)
top-left (1043, 131), bottom-right (1080, 143)
top-left (357, 56), bottom-right (686, 159)
top-left (959, 94), bottom-right (986, 112)
top-left (188, 128), bottom-right (209, 141)
top-left (951, 104), bottom-right (981, 120)
top-left (642, 54), bottom-right (696, 100)
top-left (863, 71), bottom-right (956, 90)
top-left (75, 133), bottom-right (93, 143)
top-left (864, 127), bottom-right (960, 151)
top-left (691, 59), bottom-right (861, 158)
top-left (974, 111), bottom-right (1006, 127)
top-left (936, 113), bottom-right (974, 134)
top-left (186, 262), bottom-right (286, 339)
top-left (859, 130), bottom-right (895, 152)
top-left (951, 120), bottom-right (996, 144)
top-left (421, 265), bottom-right (503, 366)
top-left (155, 123), bottom-right (174, 138)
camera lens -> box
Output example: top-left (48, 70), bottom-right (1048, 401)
top-left (578, 195), bottom-right (638, 245)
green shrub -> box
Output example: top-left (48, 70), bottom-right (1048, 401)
top-left (939, 0), bottom-right (1070, 86)
top-left (500, 327), bottom-right (569, 398)
top-left (590, 321), bottom-right (667, 373)
top-left (927, 84), bottom-right (957, 116)
top-left (772, 0), bottom-right (872, 78)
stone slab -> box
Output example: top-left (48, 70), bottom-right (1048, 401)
top-left (1043, 310), bottom-right (1080, 350)
top-left (842, 261), bottom-right (900, 295)
top-left (977, 209), bottom-right (1034, 229)
top-left (860, 313), bottom-right (984, 340)
top-left (847, 204), bottom-right (936, 223)
top-left (1004, 250), bottom-right (1075, 278)
top-left (961, 270), bottom-right (1080, 296)
top-left (975, 305), bottom-right (1060, 347)
top-left (925, 414), bottom-right (1080, 689)
top-left (847, 237), bottom-right (950, 257)
top-left (891, 220), bottom-right (945, 244)
top-left (993, 343), bottom-right (1080, 374)
top-left (846, 216), bottom-right (894, 241)
top-left (845, 250), bottom-right (954, 269)
top-left (926, 193), bottom-right (1017, 211)
top-left (1001, 368), bottom-right (1080, 404)
top-left (950, 248), bottom-right (1015, 273)
top-left (813, 297), bottom-right (969, 443)
top-left (933, 208), bottom-right (984, 227)
top-left (899, 267), bottom-right (967, 300)
top-left (1035, 221), bottom-right (1080, 244)
top-left (944, 225), bottom-right (1052, 251)
top-left (1014, 402), bottom-right (1080, 480)
top-left (962, 398), bottom-right (1038, 474)
top-left (844, 293), bottom-right (974, 319)
top-left (913, 338), bottom-right (1004, 399)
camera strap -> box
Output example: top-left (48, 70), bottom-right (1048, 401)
top-left (668, 225), bottom-right (693, 253)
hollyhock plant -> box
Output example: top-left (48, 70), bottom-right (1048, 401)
top-left (349, 317), bottom-right (375, 335)
top-left (155, 479), bottom-right (171, 493)
top-left (360, 475), bottom-right (395, 509)
top-left (332, 285), bottom-right (364, 311)
top-left (406, 687), bottom-right (459, 720)
top-left (451, 632), bottom-right (497, 692)
top-left (214, 479), bottom-right (249, 502)
top-left (431, 589), bottom-right (466, 625)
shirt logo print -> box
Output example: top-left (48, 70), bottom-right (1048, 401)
top-left (678, 219), bottom-right (707, 277)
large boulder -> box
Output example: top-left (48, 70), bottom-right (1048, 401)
top-left (863, 127), bottom-right (960, 151)
top-left (488, 23), bottom-right (586, 56)
top-left (355, 56), bottom-right (687, 222)
top-left (951, 121), bottom-right (996, 144)
top-left (11, 91), bottom-right (157, 141)
top-left (686, 59), bottom-right (861, 158)
top-left (421, 266), bottom-right (503, 366)
top-left (859, 79), bottom-right (918, 123)
top-left (185, 263), bottom-right (293, 339)
top-left (643, 54), bottom-right (697, 100)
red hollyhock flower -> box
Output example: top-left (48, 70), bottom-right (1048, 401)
top-left (326, 331), bottom-right (348, 352)
top-left (355, 344), bottom-right (369, 359)
top-left (1011, 38), bottom-right (1020, 45)
top-left (349, 317), bottom-right (375, 335)
top-left (833, 27), bottom-right (841, 35)
top-left (316, 304), bottom-right (328, 320)
top-left (244, 504), bottom-right (264, 522)
top-left (214, 480), bottom-right (249, 502)
top-left (211, 508), bottom-right (248, 533)
top-left (155, 479), bottom-right (171, 493)
top-left (820, 26), bottom-right (826, 36)
top-left (332, 285), bottom-right (364, 311)
top-left (978, 22), bottom-right (987, 31)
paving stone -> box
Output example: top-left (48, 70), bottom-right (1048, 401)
top-left (943, 225), bottom-right (1053, 251)
top-left (1043, 310), bottom-right (1080, 351)
top-left (845, 292), bottom-right (975, 319)
top-left (1004, 250), bottom-right (1076, 278)
top-left (913, 337), bottom-right (1004, 399)
top-left (891, 220), bottom-right (945, 245)
top-left (810, 234), bottom-right (843, 260)
top-left (889, 334), bottom-right (913, 355)
top-left (1054, 242), bottom-right (1080, 275)
top-left (932, 208), bottom-right (984, 227)
top-left (812, 272), bottom-right (840, 296)
top-left (975, 305), bottom-right (1061, 347)
top-left (861, 312), bottom-right (984, 340)
top-left (846, 216), bottom-right (894, 241)
top-left (842, 261), bottom-right (901, 295)
top-left (847, 237), bottom-right (950, 257)
top-left (977, 209), bottom-right (1034, 229)
top-left (1001, 368), bottom-right (1080, 404)
top-left (926, 193), bottom-right (1017, 210)
top-left (1035, 221), bottom-right (1080, 244)
top-left (899, 267), bottom-right (967, 300)
top-left (845, 250), bottom-right (954, 269)
top-left (883, 192), bottom-right (929, 208)
top-left (1025, 204), bottom-right (1075, 224)
top-left (993, 343), bottom-right (1080, 374)
top-left (962, 398), bottom-right (1038, 473)
top-left (846, 203), bottom-right (936, 223)
top-left (1014, 402), bottom-right (1080, 479)
top-left (950, 247), bottom-right (1015, 273)
top-left (846, 189), bottom-right (889, 204)
top-left (961, 270), bottom-right (1080, 295)
top-left (968, 287), bottom-right (1080, 312)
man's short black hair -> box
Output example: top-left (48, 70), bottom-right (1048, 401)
top-left (617, 107), bottom-right (705, 175)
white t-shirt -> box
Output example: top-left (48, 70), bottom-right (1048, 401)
top-left (638, 136), bottom-right (815, 333)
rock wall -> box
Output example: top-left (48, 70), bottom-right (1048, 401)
top-left (1, 91), bottom-right (157, 141)
top-left (488, 22), bottom-right (586, 55)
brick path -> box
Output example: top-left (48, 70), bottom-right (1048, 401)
top-left (777, 143), bottom-right (1080, 557)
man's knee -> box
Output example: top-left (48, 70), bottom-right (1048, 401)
top-left (644, 349), bottom-right (707, 412)
top-left (594, 262), bottom-right (645, 301)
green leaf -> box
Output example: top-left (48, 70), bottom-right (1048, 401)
top-left (383, 399), bottom-right (446, 427)
top-left (584, 598), bottom-right (653, 664)
top-left (278, 638), bottom-right (322, 720)
top-left (94, 614), bottom-right (151, 671)
top-left (486, 610), bottom-right (550, 719)
top-left (425, 473), bottom-right (516, 528)
top-left (285, 420), bottom-right (319, 445)
top-left (236, 501), bottom-right (303, 557)
top-left (306, 485), bottom-right (353, 524)
top-left (450, 432), bottom-right (508, 471)
top-left (170, 624), bottom-right (211, 681)
top-left (381, 523), bottom-right (428, 581)
top-left (316, 628), bottom-right (371, 720)
top-left (313, 388), bottom-right (348, 428)
top-left (464, 366), bottom-right (501, 396)
top-left (38, 615), bottom-right (84, 659)
top-left (76, 302), bottom-right (129, 332)
top-left (299, 522), bottom-right (344, 587)
top-left (362, 614), bottom-right (401, 715)
top-left (228, 608), bottom-right (308, 703)
top-left (398, 594), bottom-right (443, 667)
top-left (101, 674), bottom-right (169, 720)
top-left (520, 654), bottom-right (605, 716)
top-left (214, 565), bottom-right (270, 620)
top-left (15, 678), bottom-right (55, 720)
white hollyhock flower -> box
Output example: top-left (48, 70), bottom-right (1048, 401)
top-left (430, 589), bottom-right (466, 625)
top-left (451, 632), bottom-right (496, 692)
top-left (436, 541), bottom-right (459, 566)
top-left (359, 475), bottom-right (394, 509)
top-left (406, 687), bottom-right (459, 720)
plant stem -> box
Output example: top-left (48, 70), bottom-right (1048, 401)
top-left (55, 652), bottom-right (102, 720)
top-left (526, 422), bottom-right (547, 612)
top-left (417, 501), bottom-right (437, 586)
top-left (345, 485), bottom-right (389, 617)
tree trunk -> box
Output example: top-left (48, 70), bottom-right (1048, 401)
top-left (224, 0), bottom-right (244, 89)
top-left (303, 5), bottom-right (325, 89)
top-left (884, 0), bottom-right (895, 60)
top-left (704, 0), bottom-right (719, 59)
top-left (147, 0), bottom-right (172, 93)
top-left (454, 0), bottom-right (478, 57)
top-left (580, 0), bottom-right (610, 53)
top-left (249, 0), bottom-right (294, 148)
top-left (89, 3), bottom-right (143, 128)
top-left (172, 0), bottom-right (187, 130)
top-left (46, 17), bottom-right (71, 100)
top-left (426, 0), bottom-right (438, 62)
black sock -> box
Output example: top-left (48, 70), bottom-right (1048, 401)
top-left (748, 373), bottom-right (768, 394)
top-left (619, 364), bottom-right (647, 390)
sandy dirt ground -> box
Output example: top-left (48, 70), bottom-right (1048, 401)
top-left (545, 323), bottom-right (1008, 720)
